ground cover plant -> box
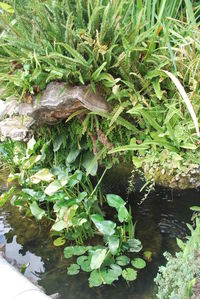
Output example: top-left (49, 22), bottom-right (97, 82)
top-left (155, 206), bottom-right (200, 298)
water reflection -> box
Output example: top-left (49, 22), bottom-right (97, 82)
top-left (0, 167), bottom-right (200, 299)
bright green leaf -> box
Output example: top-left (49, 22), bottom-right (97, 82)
top-left (122, 268), bottom-right (137, 281)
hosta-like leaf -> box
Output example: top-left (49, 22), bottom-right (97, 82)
top-left (118, 206), bottom-right (129, 223)
top-left (91, 214), bottom-right (116, 236)
top-left (106, 194), bottom-right (125, 210)
top-left (29, 202), bottom-right (46, 220)
top-left (30, 168), bottom-right (54, 184)
top-left (90, 249), bottom-right (107, 270)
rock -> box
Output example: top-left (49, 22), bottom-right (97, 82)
top-left (144, 166), bottom-right (200, 189)
top-left (19, 82), bottom-right (109, 123)
top-left (0, 116), bottom-right (34, 141)
top-left (0, 100), bottom-right (19, 119)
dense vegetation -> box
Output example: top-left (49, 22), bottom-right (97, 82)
top-left (0, 0), bottom-right (200, 186)
top-left (155, 207), bottom-right (200, 298)
top-left (0, 0), bottom-right (200, 292)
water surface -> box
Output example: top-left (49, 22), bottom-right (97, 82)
top-left (0, 167), bottom-right (200, 298)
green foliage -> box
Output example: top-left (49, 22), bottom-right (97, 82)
top-left (1, 0), bottom-right (200, 188)
top-left (155, 216), bottom-right (200, 298)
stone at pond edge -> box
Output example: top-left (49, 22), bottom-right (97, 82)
top-left (19, 82), bottom-right (109, 123)
top-left (0, 116), bottom-right (34, 141)
top-left (144, 165), bottom-right (200, 189)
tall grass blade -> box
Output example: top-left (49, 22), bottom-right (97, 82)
top-left (163, 70), bottom-right (200, 137)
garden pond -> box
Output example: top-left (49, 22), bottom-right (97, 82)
top-left (0, 166), bottom-right (200, 299)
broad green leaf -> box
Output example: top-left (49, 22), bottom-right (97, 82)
top-left (91, 214), bottom-right (116, 236)
top-left (131, 258), bottom-right (146, 269)
top-left (90, 249), bottom-right (107, 270)
top-left (128, 239), bottom-right (142, 253)
top-left (116, 255), bottom-right (130, 266)
top-left (27, 136), bottom-right (36, 153)
top-left (67, 264), bottom-right (80, 275)
top-left (52, 220), bottom-right (66, 232)
top-left (30, 168), bottom-right (54, 184)
top-left (53, 135), bottom-right (63, 152)
top-left (101, 268), bottom-right (119, 285)
top-left (106, 194), bottom-right (125, 210)
top-left (122, 268), bottom-right (137, 281)
top-left (82, 152), bottom-right (98, 176)
top-left (53, 237), bottom-right (66, 247)
top-left (107, 235), bottom-right (119, 255)
top-left (64, 246), bottom-right (88, 258)
top-left (45, 180), bottom-right (62, 196)
top-left (66, 149), bottom-right (80, 163)
top-left (29, 202), bottom-right (46, 220)
top-left (77, 256), bottom-right (91, 272)
top-left (118, 206), bottom-right (129, 223)
top-left (89, 270), bottom-right (103, 287)
top-left (110, 264), bottom-right (122, 276)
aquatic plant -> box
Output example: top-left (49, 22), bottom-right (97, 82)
top-left (0, 137), bottom-right (147, 286)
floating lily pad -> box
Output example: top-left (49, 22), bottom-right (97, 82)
top-left (53, 237), bottom-right (66, 247)
top-left (89, 270), bottom-right (103, 287)
top-left (116, 255), bottom-right (130, 266)
top-left (67, 264), bottom-right (80, 275)
top-left (122, 268), bottom-right (137, 281)
top-left (131, 258), bottom-right (146, 269)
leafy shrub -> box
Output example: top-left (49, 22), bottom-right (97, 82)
top-left (155, 216), bottom-right (200, 299)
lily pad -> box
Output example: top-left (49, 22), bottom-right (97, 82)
top-left (77, 256), bottom-right (91, 272)
top-left (116, 255), bottom-right (130, 266)
top-left (53, 237), bottom-right (66, 247)
top-left (64, 246), bottom-right (88, 259)
top-left (67, 264), bottom-right (80, 275)
top-left (128, 239), bottom-right (142, 253)
top-left (122, 268), bottom-right (137, 281)
top-left (89, 270), bottom-right (103, 287)
top-left (131, 258), bottom-right (146, 269)
top-left (101, 268), bottom-right (119, 285)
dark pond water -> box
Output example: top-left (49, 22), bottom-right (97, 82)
top-left (0, 166), bottom-right (200, 299)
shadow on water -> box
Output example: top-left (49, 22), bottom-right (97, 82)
top-left (0, 166), bottom-right (200, 299)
